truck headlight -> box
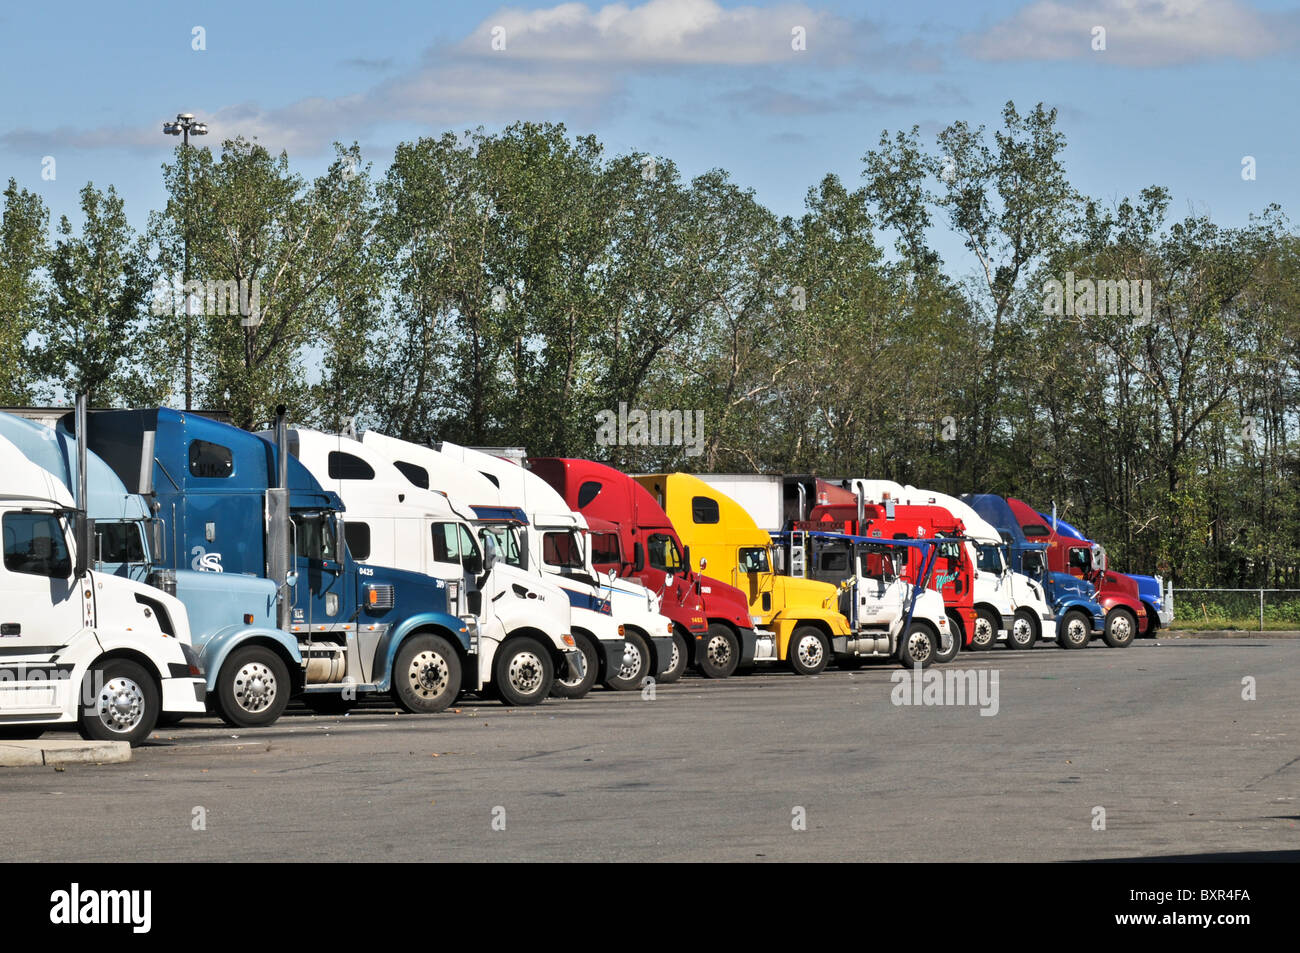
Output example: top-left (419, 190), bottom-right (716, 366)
top-left (750, 615), bottom-right (762, 626)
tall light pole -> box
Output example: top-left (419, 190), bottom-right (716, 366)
top-left (162, 113), bottom-right (208, 410)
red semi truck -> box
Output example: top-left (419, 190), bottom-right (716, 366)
top-left (797, 500), bottom-right (977, 662)
top-left (1007, 497), bottom-right (1147, 644)
top-left (530, 457), bottom-right (765, 680)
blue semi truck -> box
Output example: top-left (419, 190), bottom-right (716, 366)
top-left (77, 407), bottom-right (556, 716)
top-left (962, 494), bottom-right (1109, 649)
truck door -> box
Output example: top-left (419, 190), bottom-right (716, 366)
top-left (855, 547), bottom-right (905, 626)
top-left (736, 545), bottom-right (773, 615)
top-left (290, 512), bottom-right (349, 630)
top-left (0, 509), bottom-right (88, 714)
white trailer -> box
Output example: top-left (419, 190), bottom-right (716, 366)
top-left (692, 474), bottom-right (786, 531)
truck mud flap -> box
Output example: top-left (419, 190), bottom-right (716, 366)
top-left (736, 627), bottom-right (760, 665)
top-left (596, 638), bottom-right (628, 680)
top-left (561, 649), bottom-right (584, 681)
top-left (649, 635), bottom-right (675, 677)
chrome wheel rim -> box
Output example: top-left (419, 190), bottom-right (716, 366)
top-left (1110, 615), bottom-right (1132, 641)
top-left (1067, 618), bottom-right (1088, 645)
top-left (706, 634), bottom-right (732, 668)
top-left (233, 660), bottom-right (278, 713)
top-left (96, 676), bottom-right (146, 734)
top-left (907, 631), bottom-right (932, 663)
top-left (558, 649), bottom-right (587, 687)
top-left (795, 634), bottom-right (823, 669)
top-left (617, 641), bottom-right (643, 681)
top-left (973, 617), bottom-right (994, 647)
top-left (667, 641), bottom-right (680, 674)
top-left (509, 650), bottom-right (545, 695)
top-left (408, 649), bottom-right (451, 699)
top-left (1011, 618), bottom-right (1033, 647)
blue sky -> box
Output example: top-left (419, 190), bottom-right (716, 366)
top-left (2, 0), bottom-right (1297, 273)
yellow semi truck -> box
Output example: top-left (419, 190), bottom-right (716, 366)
top-left (635, 472), bottom-right (851, 675)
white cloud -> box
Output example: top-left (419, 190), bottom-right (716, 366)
top-left (461, 0), bottom-right (851, 64)
top-left (970, 0), bottom-right (1300, 66)
top-left (0, 0), bottom-right (886, 156)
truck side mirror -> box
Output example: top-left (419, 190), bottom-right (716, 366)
top-left (481, 533), bottom-right (498, 572)
top-left (149, 518), bottom-right (165, 562)
top-left (682, 545), bottom-right (691, 574)
top-left (633, 542), bottom-right (645, 572)
top-left (74, 513), bottom-right (92, 578)
top-left (335, 516), bottom-right (347, 564)
top-left (699, 556), bottom-right (707, 572)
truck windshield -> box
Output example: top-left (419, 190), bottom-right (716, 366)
top-left (738, 546), bottom-right (770, 573)
top-left (975, 544), bottom-right (1002, 574)
top-left (591, 531), bottom-right (621, 565)
top-left (432, 522), bottom-right (481, 566)
top-left (293, 513), bottom-right (340, 562)
top-left (543, 530), bottom-right (586, 569)
top-left (479, 524), bottom-right (525, 569)
top-left (647, 533), bottom-right (682, 573)
top-left (97, 520), bottom-right (146, 564)
top-left (1068, 547), bottom-right (1092, 572)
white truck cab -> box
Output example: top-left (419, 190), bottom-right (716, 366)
top-left (361, 433), bottom-right (675, 692)
top-left (0, 435), bottom-right (206, 745)
top-left (849, 480), bottom-right (1057, 650)
top-left (277, 428), bottom-right (581, 706)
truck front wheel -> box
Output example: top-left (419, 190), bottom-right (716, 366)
top-left (1103, 608), bottom-right (1137, 648)
top-left (933, 614), bottom-right (962, 663)
top-left (970, 608), bottom-right (998, 651)
top-left (897, 624), bottom-right (936, 669)
top-left (1006, 610), bottom-right (1039, 651)
top-left (216, 645), bottom-right (290, 728)
top-left (78, 659), bottom-right (159, 747)
top-left (1058, 611), bottom-right (1091, 649)
top-left (551, 632), bottom-right (598, 699)
top-left (696, 624), bottom-right (739, 679)
top-left (393, 634), bottom-right (462, 713)
top-left (605, 630), bottom-right (650, 691)
top-left (496, 637), bottom-right (554, 705)
top-left (659, 630), bottom-right (689, 684)
top-left (787, 626), bottom-right (830, 676)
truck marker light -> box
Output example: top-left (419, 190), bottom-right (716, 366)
top-left (244, 614), bottom-right (254, 624)
top-left (618, 624), bottom-right (626, 636)
top-left (562, 635), bottom-right (576, 647)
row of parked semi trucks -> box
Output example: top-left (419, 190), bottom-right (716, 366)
top-left (0, 402), bottom-right (1173, 746)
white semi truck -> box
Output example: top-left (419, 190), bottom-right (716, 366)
top-left (277, 427), bottom-right (580, 705)
top-left (361, 433), bottom-right (676, 691)
top-left (848, 480), bottom-right (1058, 650)
top-left (0, 425), bottom-right (207, 746)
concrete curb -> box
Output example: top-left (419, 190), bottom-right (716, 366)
top-left (1161, 630), bottom-right (1300, 640)
top-left (0, 739), bottom-right (131, 767)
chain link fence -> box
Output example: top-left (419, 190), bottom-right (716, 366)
top-left (1170, 588), bottom-right (1300, 631)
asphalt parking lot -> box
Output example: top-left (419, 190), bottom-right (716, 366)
top-left (1, 636), bottom-right (1296, 862)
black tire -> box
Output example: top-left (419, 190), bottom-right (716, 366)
top-left (77, 658), bottom-right (159, 747)
top-left (1058, 610), bottom-right (1092, 649)
top-left (696, 623), bottom-right (740, 679)
top-left (392, 633), bottom-right (461, 713)
top-left (933, 614), bottom-right (962, 663)
top-left (1006, 609), bottom-right (1039, 651)
top-left (969, 607), bottom-right (999, 651)
top-left (787, 625), bottom-right (830, 676)
top-left (302, 693), bottom-right (358, 715)
top-left (551, 632), bottom-right (599, 699)
top-left (896, 623), bottom-right (936, 669)
top-left (658, 629), bottom-right (689, 684)
top-left (215, 645), bottom-right (291, 727)
top-left (495, 637), bottom-right (554, 705)
top-left (1140, 605), bottom-right (1159, 638)
top-left (1103, 608), bottom-right (1138, 648)
top-left (604, 629), bottom-right (650, 691)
